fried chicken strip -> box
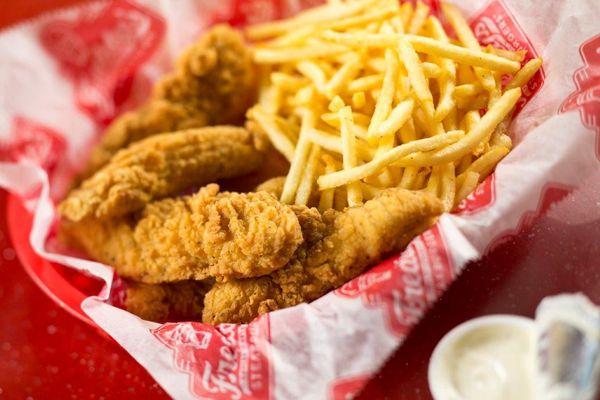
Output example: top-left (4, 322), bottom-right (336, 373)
top-left (202, 189), bottom-right (444, 324)
top-left (83, 24), bottom-right (256, 176)
top-left (61, 185), bottom-right (303, 283)
top-left (60, 127), bottom-right (268, 221)
top-left (124, 280), bottom-right (212, 322)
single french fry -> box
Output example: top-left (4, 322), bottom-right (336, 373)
top-left (488, 46), bottom-right (527, 63)
top-left (453, 171), bottom-right (479, 208)
top-left (506, 58), bottom-right (543, 90)
top-left (422, 62), bottom-right (442, 78)
top-left (408, 1), bottom-right (429, 34)
top-left (321, 31), bottom-right (521, 72)
top-left (442, 2), bottom-right (496, 92)
top-left (390, 15), bottom-right (404, 34)
top-left (295, 144), bottom-right (322, 205)
top-left (427, 17), bottom-right (457, 123)
top-left (374, 98), bottom-right (415, 138)
top-left (368, 48), bottom-right (399, 137)
top-left (271, 72), bottom-right (307, 91)
top-left (247, 0), bottom-right (375, 40)
top-left (318, 130), bottom-right (464, 189)
top-left (393, 88), bottom-right (521, 167)
top-left (399, 165), bottom-right (418, 188)
top-left (347, 74), bottom-right (384, 92)
top-left (324, 7), bottom-right (400, 31)
top-left (460, 145), bottom-right (509, 182)
top-left (259, 85), bottom-right (282, 114)
top-left (261, 26), bottom-right (316, 48)
top-left (439, 162), bottom-right (456, 211)
top-left (339, 106), bottom-right (363, 206)
top-left (292, 86), bottom-right (317, 108)
top-left (254, 42), bottom-right (350, 63)
top-left (319, 154), bottom-right (338, 212)
top-left (307, 128), bottom-right (375, 160)
top-left (463, 110), bottom-right (481, 131)
top-left (398, 37), bottom-right (435, 121)
top-left (281, 110), bottom-right (316, 203)
top-left (321, 112), bottom-right (370, 139)
top-left (297, 61), bottom-right (328, 93)
top-left (329, 95), bottom-right (346, 112)
top-left (400, 2), bottom-right (414, 30)
top-left (425, 166), bottom-right (441, 196)
top-left (324, 54), bottom-right (363, 98)
top-left (453, 83), bottom-right (482, 99)
top-left (465, 110), bottom-right (488, 156)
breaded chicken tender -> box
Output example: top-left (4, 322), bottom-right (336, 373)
top-left (202, 189), bottom-right (443, 324)
top-left (124, 280), bottom-right (211, 322)
top-left (83, 24), bottom-right (256, 176)
top-left (60, 127), bottom-right (267, 221)
top-left (61, 185), bottom-right (303, 283)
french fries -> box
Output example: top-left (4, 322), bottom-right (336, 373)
top-left (246, 0), bottom-right (542, 212)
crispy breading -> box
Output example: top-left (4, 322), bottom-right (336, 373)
top-left (124, 280), bottom-right (212, 322)
top-left (61, 184), bottom-right (303, 283)
top-left (202, 188), bottom-right (443, 323)
top-left (82, 24), bottom-right (256, 176)
top-left (60, 127), bottom-right (268, 221)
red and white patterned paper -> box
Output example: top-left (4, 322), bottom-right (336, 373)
top-left (0, 0), bottom-right (599, 399)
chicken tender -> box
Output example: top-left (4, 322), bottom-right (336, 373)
top-left (202, 189), bottom-right (443, 324)
top-left (83, 24), bottom-right (256, 176)
top-left (61, 184), bottom-right (303, 283)
top-left (124, 280), bottom-right (212, 322)
top-left (60, 127), bottom-right (267, 221)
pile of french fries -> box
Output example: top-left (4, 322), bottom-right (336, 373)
top-left (246, 0), bottom-right (542, 212)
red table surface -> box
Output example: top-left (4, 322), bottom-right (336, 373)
top-left (1, 2), bottom-right (600, 400)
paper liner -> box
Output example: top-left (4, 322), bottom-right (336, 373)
top-left (1, 0), bottom-right (599, 398)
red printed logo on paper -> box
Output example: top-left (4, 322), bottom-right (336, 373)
top-left (336, 225), bottom-right (454, 337)
top-left (470, 0), bottom-right (544, 114)
top-left (153, 317), bottom-right (271, 400)
top-left (330, 374), bottom-right (369, 400)
top-left (0, 116), bottom-right (66, 173)
top-left (453, 174), bottom-right (496, 215)
top-left (39, 1), bottom-right (165, 125)
top-left (487, 183), bottom-right (572, 253)
top-left (560, 33), bottom-right (600, 159)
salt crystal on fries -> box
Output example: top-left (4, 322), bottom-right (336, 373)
top-left (246, 0), bottom-right (541, 211)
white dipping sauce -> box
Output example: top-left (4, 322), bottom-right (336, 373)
top-left (429, 315), bottom-right (535, 400)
